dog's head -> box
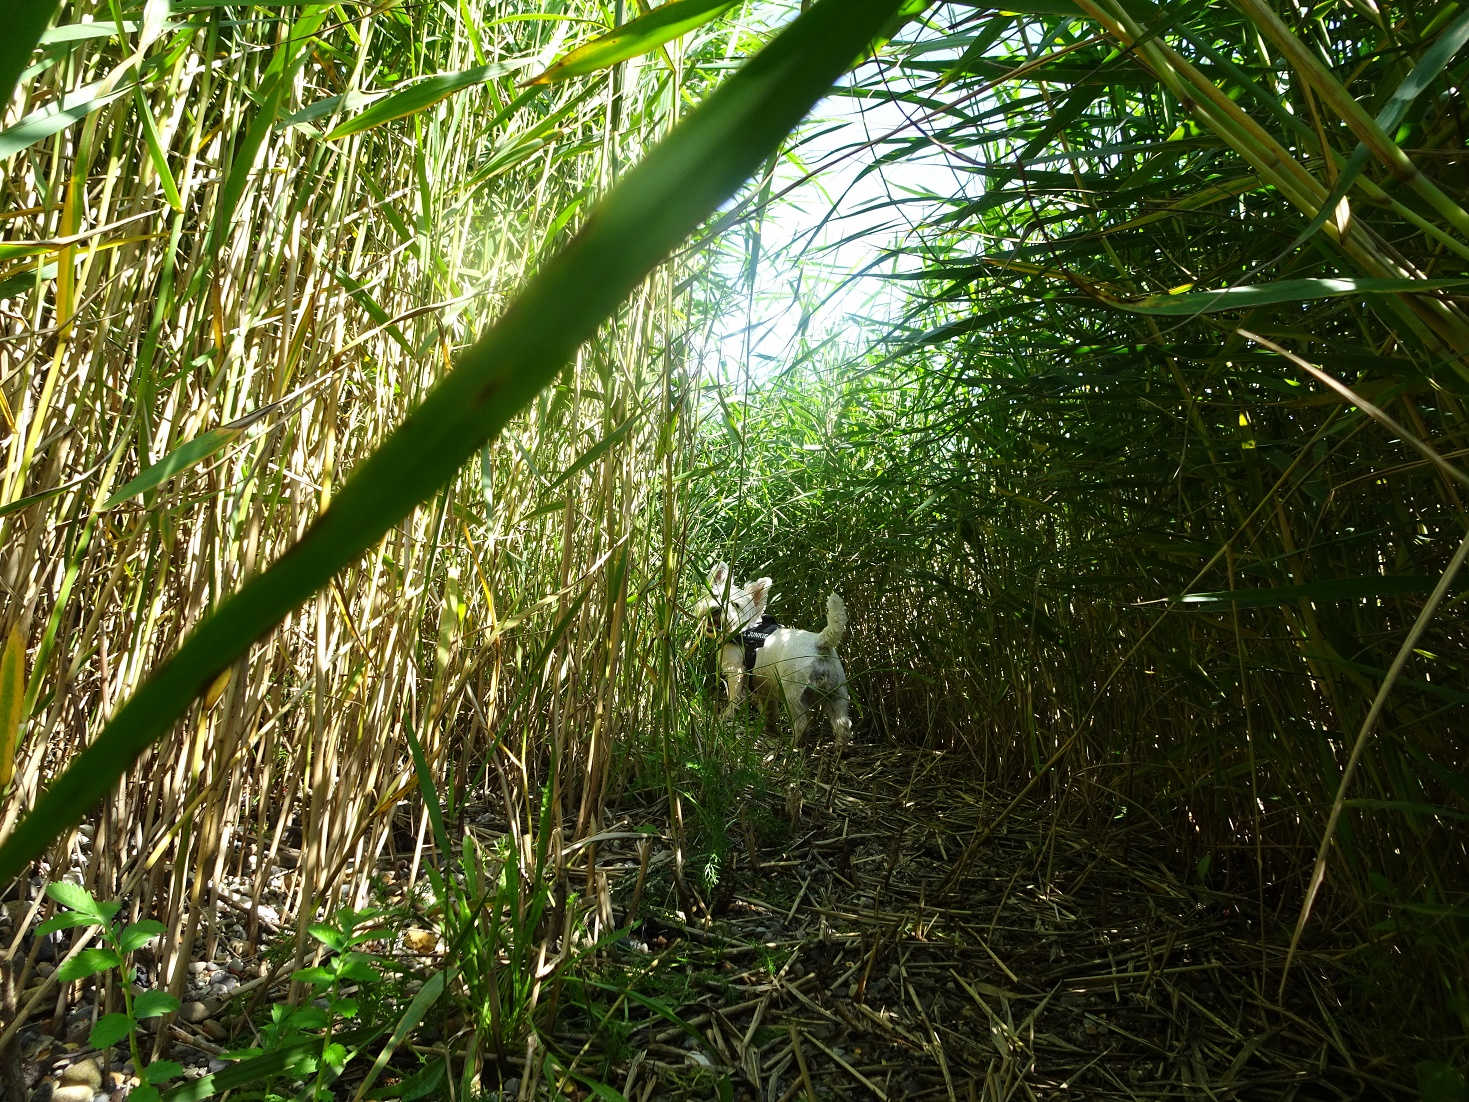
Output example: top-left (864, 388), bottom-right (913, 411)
top-left (696, 562), bottom-right (771, 641)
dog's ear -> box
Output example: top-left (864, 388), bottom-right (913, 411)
top-left (748, 577), bottom-right (772, 615)
top-left (707, 561), bottom-right (729, 592)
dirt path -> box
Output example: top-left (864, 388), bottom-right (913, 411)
top-left (10, 744), bottom-right (1391, 1101)
top-left (551, 744), bottom-right (1387, 1101)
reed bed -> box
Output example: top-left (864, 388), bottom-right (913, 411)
top-left (2, 0), bottom-right (1466, 1094)
top-left (0, 0), bottom-right (767, 1085)
top-left (690, 0), bottom-right (1469, 1074)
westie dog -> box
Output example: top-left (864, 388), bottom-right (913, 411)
top-left (696, 563), bottom-right (852, 748)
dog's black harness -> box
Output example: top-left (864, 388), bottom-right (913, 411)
top-left (738, 616), bottom-right (781, 673)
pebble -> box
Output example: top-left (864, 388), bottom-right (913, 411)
top-left (209, 973), bottom-right (238, 994)
top-left (201, 1019), bottom-right (228, 1042)
top-left (50, 1086), bottom-right (95, 1102)
top-left (179, 1001), bottom-right (212, 1023)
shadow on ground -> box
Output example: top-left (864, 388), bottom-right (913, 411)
top-left (552, 743), bottom-right (1387, 1101)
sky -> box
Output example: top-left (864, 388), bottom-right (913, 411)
top-left (704, 8), bottom-right (976, 384)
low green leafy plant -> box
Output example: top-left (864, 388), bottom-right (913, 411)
top-left (225, 907), bottom-right (391, 1100)
top-left (37, 881), bottom-right (183, 1101)
top-left (38, 885), bottom-right (426, 1102)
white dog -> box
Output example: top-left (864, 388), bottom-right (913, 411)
top-left (696, 563), bottom-right (852, 748)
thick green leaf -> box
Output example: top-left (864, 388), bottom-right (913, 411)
top-left (288, 1006), bottom-right (330, 1031)
top-left (0, 0), bottom-right (60, 113)
top-left (157, 1032), bottom-right (362, 1102)
top-left (1286, 8), bottom-right (1469, 255)
top-left (119, 918), bottom-right (166, 952)
top-left (307, 921), bottom-right (346, 951)
top-left (1417, 1060), bottom-right (1469, 1102)
top-left (133, 87), bottom-right (184, 212)
top-left (89, 1013), bottom-right (133, 1048)
top-left (1104, 277), bottom-right (1469, 316)
top-left (547, 409), bottom-right (645, 490)
top-left (324, 64), bottom-right (517, 140)
top-left (335, 957), bottom-right (383, 984)
top-left (134, 989), bottom-right (182, 1018)
top-left (0, 260), bottom-right (59, 302)
top-left (527, 0), bottom-right (740, 85)
top-left (57, 946), bottom-right (124, 982)
top-left (103, 427), bottom-right (243, 509)
top-left (45, 879), bottom-right (101, 917)
top-left (0, 0), bottom-right (918, 885)
top-left (143, 1060), bottom-right (185, 1085)
top-left (291, 965), bottom-right (335, 986)
top-left (34, 911), bottom-right (100, 937)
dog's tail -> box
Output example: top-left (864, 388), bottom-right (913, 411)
top-left (817, 592), bottom-right (848, 650)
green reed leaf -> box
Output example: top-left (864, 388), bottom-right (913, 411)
top-left (103, 427), bottom-right (244, 509)
top-left (1180, 575), bottom-right (1435, 608)
top-left (0, 0), bottom-right (60, 113)
top-left (527, 0), bottom-right (740, 85)
top-left (324, 64), bottom-right (518, 140)
top-left (0, 77), bottom-right (131, 162)
top-left (1106, 277), bottom-right (1469, 316)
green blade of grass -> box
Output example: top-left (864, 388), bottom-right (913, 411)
top-left (102, 426), bottom-right (244, 509)
top-left (526, 0), bottom-right (741, 86)
top-left (0, 0), bottom-right (917, 884)
top-left (323, 63), bottom-right (519, 140)
top-left (0, 77), bottom-right (132, 162)
top-left (1179, 574), bottom-right (1435, 608)
top-left (1103, 276), bottom-right (1469, 315)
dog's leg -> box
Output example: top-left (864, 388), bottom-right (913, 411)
top-left (827, 684), bottom-right (852, 749)
top-left (790, 695), bottom-right (812, 745)
top-left (758, 688), bottom-right (779, 733)
top-left (718, 665), bottom-right (746, 723)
